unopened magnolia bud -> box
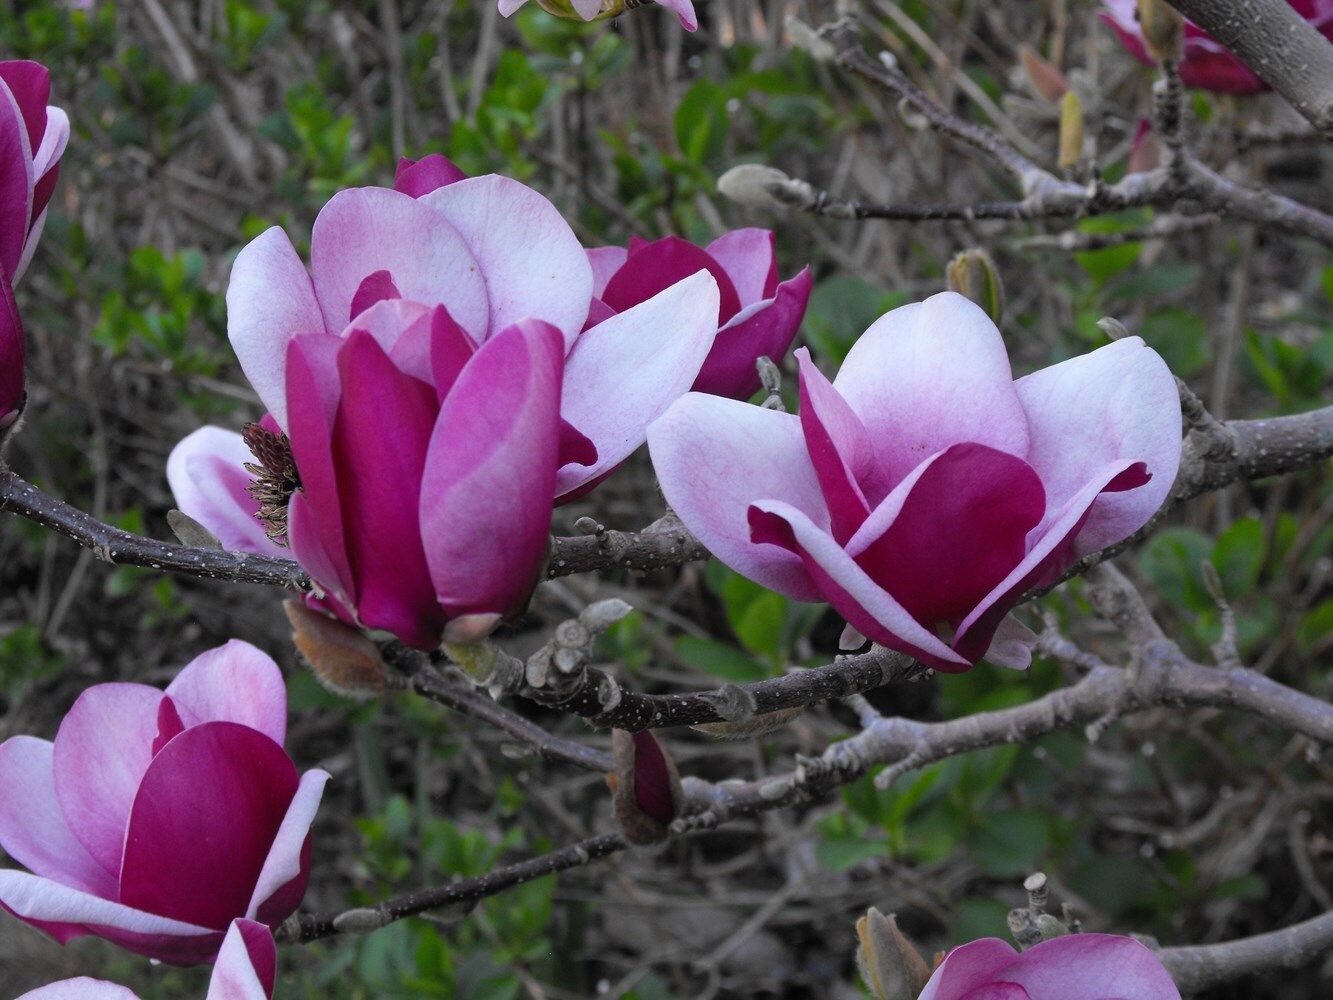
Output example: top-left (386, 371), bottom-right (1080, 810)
top-left (1137, 0), bottom-right (1184, 63)
top-left (1008, 907), bottom-right (1070, 948)
top-left (285, 600), bottom-right (388, 698)
top-left (442, 637), bottom-right (500, 683)
top-left (167, 509), bottom-right (222, 549)
top-left (609, 729), bottom-right (684, 844)
top-left (1057, 91), bottom-right (1085, 170)
top-left (1097, 316), bottom-right (1132, 341)
top-left (535, 0), bottom-right (624, 21)
top-left (756, 355), bottom-right (783, 396)
top-left (1019, 45), bottom-right (1068, 102)
top-left (946, 249), bottom-right (1005, 325)
top-left (718, 164), bottom-right (793, 211)
top-left (856, 908), bottom-right (932, 1000)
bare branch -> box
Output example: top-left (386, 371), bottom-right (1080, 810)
top-left (1158, 910), bottom-right (1333, 993)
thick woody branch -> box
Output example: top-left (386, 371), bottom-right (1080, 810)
top-left (1165, 0), bottom-right (1333, 134)
top-left (1158, 910), bottom-right (1333, 993)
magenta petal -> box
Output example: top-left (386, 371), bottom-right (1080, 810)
top-left (833, 292), bottom-right (1029, 488)
top-left (206, 919), bottom-right (277, 1000)
top-left (245, 769), bottom-right (328, 926)
top-left (694, 267), bottom-right (812, 399)
top-left (796, 348), bottom-right (875, 544)
top-left (918, 938), bottom-right (1022, 1000)
top-left (428, 304), bottom-right (479, 400)
top-left (348, 269), bottom-right (401, 321)
top-left (558, 418), bottom-right (598, 469)
top-left (394, 154), bottom-right (467, 198)
top-left (420, 320), bottom-right (564, 619)
top-left (151, 699), bottom-right (185, 756)
top-left (53, 683), bottom-right (167, 880)
top-left (0, 737), bottom-right (117, 898)
top-left (1002, 934), bottom-right (1181, 1000)
top-left (648, 394), bottom-right (826, 602)
top-left (705, 228), bottom-right (777, 303)
top-left (656, 0), bottom-right (698, 29)
top-left (166, 427), bottom-right (287, 558)
top-left (119, 722), bottom-right (298, 931)
top-left (0, 276), bottom-right (25, 423)
top-left (332, 330), bottom-right (443, 647)
top-left (0, 61), bottom-right (50, 152)
top-left (310, 187), bottom-right (489, 341)
top-left (419, 175), bottom-right (593, 346)
top-left (746, 500), bottom-right (971, 670)
top-left (164, 640), bottom-right (287, 746)
top-left (17, 978), bottom-right (141, 999)
top-left (602, 236), bottom-right (742, 323)
top-left (852, 443), bottom-right (1045, 631)
top-left (0, 79), bottom-right (34, 278)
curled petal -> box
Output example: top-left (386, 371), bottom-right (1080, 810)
top-left (705, 228), bottom-right (777, 303)
top-left (918, 938), bottom-right (1021, 1000)
top-left (394, 154), bottom-right (467, 198)
top-left (245, 769), bottom-right (329, 926)
top-left (695, 268), bottom-right (812, 400)
top-left (796, 347), bottom-right (876, 544)
top-left (0, 76), bottom-right (34, 277)
top-left (602, 236), bottom-right (741, 322)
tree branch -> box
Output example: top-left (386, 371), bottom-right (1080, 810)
top-left (1165, 0), bottom-right (1333, 134)
top-left (1158, 910), bottom-right (1333, 993)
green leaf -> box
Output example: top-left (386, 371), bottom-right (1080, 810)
top-left (673, 635), bottom-right (769, 682)
top-left (1211, 517), bottom-right (1264, 597)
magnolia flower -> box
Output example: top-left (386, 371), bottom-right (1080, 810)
top-left (649, 292), bottom-right (1181, 672)
top-left (588, 232), bottom-right (812, 399)
top-left (498, 0), bottom-right (697, 31)
top-left (0, 59), bottom-right (68, 430)
top-left (0, 641), bottom-right (328, 965)
top-left (170, 173), bottom-right (720, 647)
top-left (919, 934), bottom-right (1181, 999)
top-left (1101, 0), bottom-right (1333, 93)
top-left (18, 918), bottom-right (277, 1000)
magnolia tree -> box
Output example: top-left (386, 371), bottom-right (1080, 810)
top-left (0, 0), bottom-right (1330, 997)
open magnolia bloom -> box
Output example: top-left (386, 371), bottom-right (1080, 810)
top-left (170, 172), bottom-right (722, 648)
top-left (498, 0), bottom-right (698, 31)
top-left (17, 918), bottom-right (277, 1000)
top-left (0, 642), bottom-right (328, 966)
top-left (919, 934), bottom-right (1181, 1000)
top-left (649, 292), bottom-right (1182, 672)
top-left (587, 232), bottom-right (812, 400)
top-left (1100, 0), bottom-right (1333, 93)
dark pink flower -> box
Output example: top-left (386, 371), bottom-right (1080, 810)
top-left (17, 918), bottom-right (277, 999)
top-left (589, 232), bottom-right (812, 399)
top-left (1101, 0), bottom-right (1333, 93)
top-left (919, 934), bottom-right (1180, 999)
top-left (0, 642), bottom-right (328, 966)
top-left (649, 292), bottom-right (1182, 672)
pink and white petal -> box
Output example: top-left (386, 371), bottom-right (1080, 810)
top-left (119, 723), bottom-right (299, 932)
top-left (705, 229), bottom-right (777, 304)
top-left (795, 348), bottom-right (874, 543)
top-left (207, 919), bottom-right (277, 1000)
top-left (746, 500), bottom-right (970, 670)
top-left (310, 187), bottom-right (488, 339)
top-left (0, 78), bottom-right (34, 278)
top-left (18, 978), bottom-right (141, 1000)
top-left (984, 615), bottom-right (1038, 671)
top-left (497, 0), bottom-right (528, 15)
top-left (13, 205), bottom-right (45, 282)
top-left (164, 640), bottom-right (287, 745)
top-left (557, 271), bottom-right (719, 497)
top-left (167, 427), bottom-right (286, 558)
top-left (420, 320), bottom-right (564, 619)
top-left (695, 268), bottom-right (812, 400)
top-left (1015, 335), bottom-right (1181, 556)
top-left (340, 297), bottom-right (432, 365)
top-left (31, 106), bottom-right (69, 181)
top-left (1002, 934), bottom-right (1181, 1000)
top-left (656, 0), bottom-right (698, 30)
top-left (954, 460), bottom-right (1145, 662)
top-left (227, 228), bottom-right (324, 430)
top-left (0, 869), bottom-right (214, 952)
top-left (917, 938), bottom-right (1021, 1000)
top-left (648, 394), bottom-right (826, 602)
top-left (245, 769), bottom-right (329, 926)
top-left (833, 292), bottom-right (1029, 487)
top-left (419, 175), bottom-right (593, 346)
top-left (52, 684), bottom-right (167, 879)
top-left (0, 737), bottom-right (117, 898)
top-left (586, 246), bottom-right (629, 298)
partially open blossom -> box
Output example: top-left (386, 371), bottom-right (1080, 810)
top-left (919, 934), bottom-right (1181, 999)
top-left (170, 172), bottom-right (721, 647)
top-left (588, 232), bottom-right (812, 399)
top-left (1101, 0), bottom-right (1333, 93)
top-left (18, 918), bottom-right (277, 999)
top-left (498, 0), bottom-right (698, 31)
top-left (649, 292), bottom-right (1181, 672)
top-left (0, 641), bottom-right (328, 965)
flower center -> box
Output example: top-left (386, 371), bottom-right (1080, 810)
top-left (242, 422), bottom-right (301, 547)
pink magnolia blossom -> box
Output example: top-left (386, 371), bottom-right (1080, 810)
top-left (0, 641), bottom-right (328, 966)
top-left (0, 59), bottom-right (68, 429)
top-left (919, 934), bottom-right (1181, 999)
top-left (587, 232), bottom-right (812, 399)
top-left (18, 918), bottom-right (278, 1000)
top-left (497, 0), bottom-right (697, 32)
top-left (170, 171), bottom-right (721, 647)
top-left (648, 292), bottom-right (1181, 672)
top-left (1101, 0), bottom-right (1333, 93)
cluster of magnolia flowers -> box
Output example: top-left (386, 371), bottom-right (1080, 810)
top-left (13, 0), bottom-right (1324, 985)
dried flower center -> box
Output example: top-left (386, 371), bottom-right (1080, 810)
top-left (242, 422), bottom-right (301, 547)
